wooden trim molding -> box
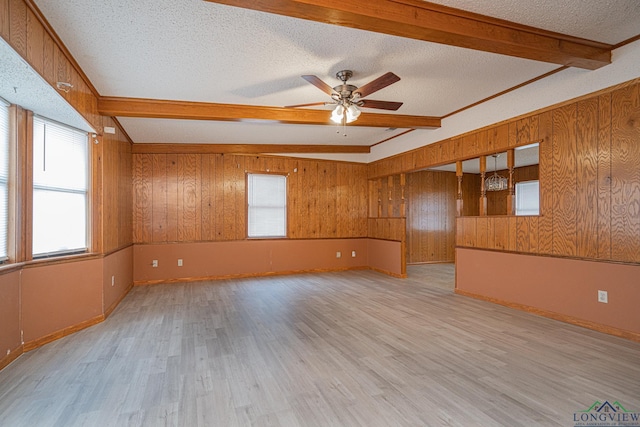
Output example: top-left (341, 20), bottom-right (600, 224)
top-left (98, 97), bottom-right (441, 129)
top-left (104, 283), bottom-right (133, 319)
top-left (453, 244), bottom-right (640, 267)
top-left (370, 129), bottom-right (415, 148)
top-left (441, 66), bottom-right (569, 119)
top-left (23, 314), bottom-right (105, 352)
top-left (0, 344), bottom-right (24, 371)
top-left (22, 252), bottom-right (101, 268)
top-left (369, 267), bottom-right (407, 279)
top-left (133, 266), bottom-right (369, 286)
top-left (91, 134), bottom-right (104, 253)
top-left (205, 0), bottom-right (611, 70)
top-left (103, 243), bottom-right (134, 258)
top-left (132, 143), bottom-right (370, 154)
top-left (455, 289), bottom-right (640, 343)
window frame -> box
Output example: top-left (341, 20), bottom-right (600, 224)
top-left (31, 115), bottom-right (90, 259)
top-left (0, 99), bottom-right (10, 263)
top-left (515, 179), bottom-right (540, 216)
top-left (246, 172), bottom-right (288, 239)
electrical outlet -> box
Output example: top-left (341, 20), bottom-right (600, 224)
top-left (336, 251), bottom-right (341, 258)
top-left (152, 260), bottom-right (158, 268)
top-left (598, 290), bottom-right (608, 304)
top-left (178, 259), bottom-right (183, 267)
top-left (351, 251), bottom-right (356, 257)
top-left (111, 275), bottom-right (115, 286)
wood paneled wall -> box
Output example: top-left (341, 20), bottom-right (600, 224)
top-left (368, 174), bottom-right (405, 218)
top-left (99, 118), bottom-right (133, 253)
top-left (0, 0), bottom-right (101, 131)
top-left (133, 153), bottom-right (368, 243)
top-left (367, 218), bottom-right (406, 242)
top-left (453, 83), bottom-right (640, 264)
top-left (462, 173), bottom-right (481, 216)
top-left (406, 170), bottom-right (456, 263)
top-left (368, 169), bottom-right (482, 263)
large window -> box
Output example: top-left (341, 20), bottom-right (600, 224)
top-left (32, 117), bottom-right (88, 256)
top-left (0, 99), bottom-right (9, 261)
top-left (247, 173), bottom-right (287, 238)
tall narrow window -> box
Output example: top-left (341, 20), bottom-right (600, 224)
top-left (247, 173), bottom-right (287, 238)
top-left (32, 117), bottom-right (88, 257)
top-left (0, 99), bottom-right (9, 261)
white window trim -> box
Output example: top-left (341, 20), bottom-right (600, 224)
top-left (247, 173), bottom-right (287, 239)
top-left (32, 115), bottom-right (89, 258)
top-left (515, 180), bottom-right (540, 216)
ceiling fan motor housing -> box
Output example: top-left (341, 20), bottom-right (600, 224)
top-left (333, 70), bottom-right (357, 101)
top-left (333, 84), bottom-right (358, 100)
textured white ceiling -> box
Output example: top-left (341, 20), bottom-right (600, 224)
top-left (16, 0), bottom-right (640, 159)
top-left (32, 0), bottom-right (559, 116)
top-left (426, 0), bottom-right (640, 44)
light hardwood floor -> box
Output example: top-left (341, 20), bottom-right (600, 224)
top-left (406, 263), bottom-right (455, 290)
top-left (0, 269), bottom-right (638, 426)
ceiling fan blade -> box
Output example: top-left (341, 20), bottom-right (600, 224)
top-left (284, 102), bottom-right (329, 108)
top-left (301, 75), bottom-right (337, 96)
top-left (354, 72), bottom-right (400, 98)
top-left (359, 99), bottom-right (403, 111)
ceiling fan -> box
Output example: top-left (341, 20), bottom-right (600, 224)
top-left (286, 70), bottom-right (403, 124)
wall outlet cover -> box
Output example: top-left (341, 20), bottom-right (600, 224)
top-left (597, 290), bottom-right (608, 303)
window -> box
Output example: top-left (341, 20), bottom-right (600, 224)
top-left (247, 173), bottom-right (287, 238)
top-left (515, 180), bottom-right (540, 216)
top-left (32, 117), bottom-right (88, 256)
top-left (0, 99), bottom-right (9, 261)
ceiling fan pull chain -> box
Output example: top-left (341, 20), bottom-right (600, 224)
top-left (343, 113), bottom-right (347, 137)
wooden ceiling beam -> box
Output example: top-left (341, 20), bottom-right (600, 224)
top-left (98, 97), bottom-right (441, 129)
top-left (204, 0), bottom-right (612, 70)
top-left (132, 143), bottom-right (369, 154)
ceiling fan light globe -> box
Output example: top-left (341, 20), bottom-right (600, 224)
top-left (331, 105), bottom-right (344, 123)
top-left (346, 104), bottom-right (361, 122)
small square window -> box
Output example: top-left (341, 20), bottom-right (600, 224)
top-left (515, 180), bottom-right (539, 216)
